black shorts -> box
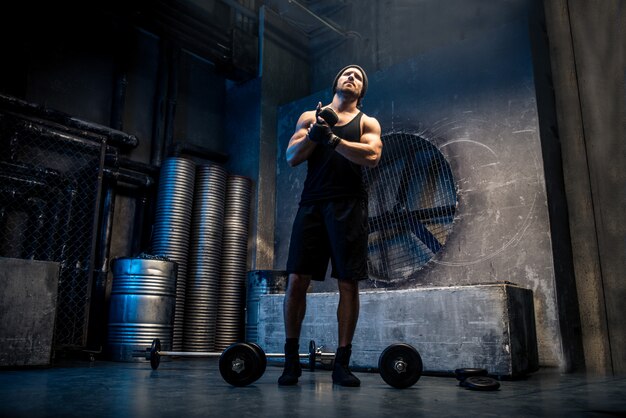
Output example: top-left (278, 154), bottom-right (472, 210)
top-left (286, 198), bottom-right (368, 281)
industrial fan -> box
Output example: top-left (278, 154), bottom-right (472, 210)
top-left (364, 132), bottom-right (457, 286)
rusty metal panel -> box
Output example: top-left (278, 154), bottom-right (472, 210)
top-left (0, 257), bottom-right (60, 367)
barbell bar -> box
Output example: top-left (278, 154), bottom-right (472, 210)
top-left (146, 339), bottom-right (424, 388)
top-left (146, 339), bottom-right (334, 372)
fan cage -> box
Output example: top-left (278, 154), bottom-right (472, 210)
top-left (364, 132), bottom-right (457, 286)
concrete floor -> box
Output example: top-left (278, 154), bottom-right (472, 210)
top-left (1, 358), bottom-right (625, 418)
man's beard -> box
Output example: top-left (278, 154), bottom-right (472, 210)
top-left (337, 86), bottom-right (360, 102)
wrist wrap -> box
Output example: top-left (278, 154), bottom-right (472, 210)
top-left (329, 135), bottom-right (341, 149)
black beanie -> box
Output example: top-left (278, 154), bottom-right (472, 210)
top-left (332, 65), bottom-right (368, 106)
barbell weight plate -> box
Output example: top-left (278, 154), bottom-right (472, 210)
top-left (308, 340), bottom-right (316, 372)
top-left (246, 342), bottom-right (267, 381)
top-left (150, 338), bottom-right (161, 370)
top-left (455, 368), bottom-right (488, 382)
top-left (219, 342), bottom-right (263, 387)
top-left (462, 376), bottom-right (501, 391)
top-left (378, 343), bottom-right (423, 389)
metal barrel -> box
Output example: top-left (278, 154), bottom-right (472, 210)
top-left (107, 257), bottom-right (177, 362)
top-left (245, 270), bottom-right (288, 343)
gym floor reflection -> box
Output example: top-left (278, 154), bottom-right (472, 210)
top-left (1, 359), bottom-right (625, 417)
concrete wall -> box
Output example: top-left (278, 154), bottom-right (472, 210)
top-left (274, 7), bottom-right (563, 367)
top-left (308, 0), bottom-right (534, 92)
top-left (175, 51), bottom-right (227, 154)
top-left (542, 0), bottom-right (626, 374)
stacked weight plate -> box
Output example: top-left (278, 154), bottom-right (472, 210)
top-left (215, 175), bottom-right (253, 351)
top-left (183, 164), bottom-right (227, 352)
top-left (151, 157), bottom-right (196, 351)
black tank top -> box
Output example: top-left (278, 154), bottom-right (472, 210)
top-left (299, 111), bottom-right (366, 204)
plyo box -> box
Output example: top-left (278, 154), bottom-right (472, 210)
top-left (257, 283), bottom-right (539, 377)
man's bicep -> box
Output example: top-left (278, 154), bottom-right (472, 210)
top-left (361, 117), bottom-right (382, 146)
top-left (297, 111), bottom-right (317, 129)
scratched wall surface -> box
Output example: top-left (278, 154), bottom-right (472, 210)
top-left (275, 20), bottom-right (561, 366)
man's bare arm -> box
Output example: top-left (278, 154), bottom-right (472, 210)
top-left (286, 110), bottom-right (318, 167)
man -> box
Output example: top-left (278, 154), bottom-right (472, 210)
top-left (280, 65), bottom-right (382, 387)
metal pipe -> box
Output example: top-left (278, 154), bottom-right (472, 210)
top-left (93, 185), bottom-right (116, 278)
top-left (83, 140), bottom-right (109, 347)
top-left (103, 167), bottom-right (155, 188)
top-left (153, 351), bottom-right (335, 359)
top-left (5, 111), bottom-right (109, 147)
top-left (0, 94), bottom-right (138, 148)
top-left (14, 118), bottom-right (105, 149)
top-left (287, 0), bottom-right (360, 38)
top-left (87, 180), bottom-right (116, 351)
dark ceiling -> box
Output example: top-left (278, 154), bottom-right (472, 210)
top-left (2, 0), bottom-right (356, 81)
top-left (120, 0), bottom-right (356, 80)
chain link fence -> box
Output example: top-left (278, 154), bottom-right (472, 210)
top-left (0, 104), bottom-right (105, 349)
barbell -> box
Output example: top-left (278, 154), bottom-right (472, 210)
top-left (145, 339), bottom-right (423, 388)
top-left (146, 339), bottom-right (332, 373)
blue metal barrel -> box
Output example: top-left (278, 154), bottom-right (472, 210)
top-left (107, 257), bottom-right (177, 361)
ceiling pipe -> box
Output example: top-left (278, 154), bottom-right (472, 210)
top-left (287, 0), bottom-right (361, 39)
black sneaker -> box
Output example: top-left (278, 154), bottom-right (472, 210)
top-left (278, 339), bottom-right (301, 386)
top-left (332, 345), bottom-right (361, 387)
top-left (278, 353), bottom-right (302, 386)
